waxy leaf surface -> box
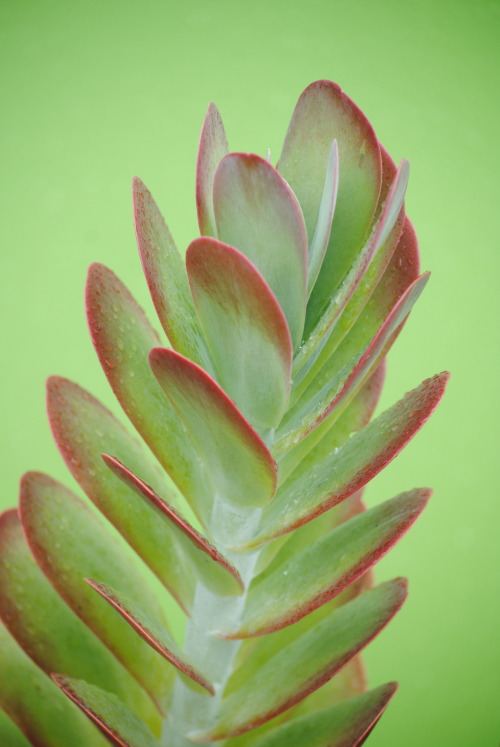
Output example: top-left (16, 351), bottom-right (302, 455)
top-left (307, 139), bottom-right (339, 297)
top-left (225, 489), bottom-right (429, 637)
top-left (0, 510), bottom-right (161, 730)
top-left (191, 580), bottom-right (406, 741)
top-left (150, 348), bottom-right (277, 508)
top-left (54, 676), bottom-right (159, 747)
top-left (196, 102), bottom-right (228, 236)
top-left (103, 455), bottom-right (243, 597)
top-left (85, 263), bottom-right (211, 519)
top-left (279, 80), bottom-right (382, 334)
top-left (0, 709), bottom-right (31, 746)
top-left (187, 237), bottom-right (293, 428)
top-left (0, 621), bottom-right (107, 747)
top-left (133, 177), bottom-right (209, 368)
top-left (47, 377), bottom-right (195, 612)
top-left (243, 372), bottom-right (448, 547)
top-left (213, 153), bottom-right (308, 348)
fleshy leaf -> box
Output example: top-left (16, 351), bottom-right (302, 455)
top-left (187, 237), bottom-right (293, 428)
top-left (0, 621), bottom-right (108, 746)
top-left (0, 708), bottom-right (31, 746)
top-left (53, 676), bottom-right (160, 747)
top-left (243, 683), bottom-right (397, 747)
top-left (308, 139), bottom-right (339, 296)
top-left (47, 377), bottom-right (196, 612)
top-left (133, 177), bottom-right (210, 367)
top-left (87, 580), bottom-right (215, 695)
top-left (85, 263), bottom-right (211, 519)
top-left (149, 348), bottom-right (277, 509)
top-left (0, 510), bottom-right (159, 728)
top-left (103, 454), bottom-right (243, 597)
top-left (213, 153), bottom-right (308, 349)
top-left (241, 372), bottom-right (449, 547)
top-left (274, 272), bottom-right (431, 456)
top-left (223, 489), bottom-right (429, 637)
top-left (196, 102), bottom-right (229, 236)
top-left (190, 579), bottom-right (406, 741)
top-left (278, 80), bottom-right (382, 335)
top-left (293, 159), bottom-right (409, 384)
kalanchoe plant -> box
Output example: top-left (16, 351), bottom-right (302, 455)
top-left (0, 80), bottom-right (448, 747)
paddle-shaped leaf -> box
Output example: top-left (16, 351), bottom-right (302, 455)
top-left (223, 489), bottom-right (429, 637)
top-left (0, 709), bottom-right (31, 746)
top-left (19, 473), bottom-right (175, 710)
top-left (103, 454), bottom-right (243, 597)
top-left (0, 621), bottom-right (108, 746)
top-left (246, 683), bottom-right (397, 747)
top-left (241, 372), bottom-right (448, 548)
top-left (187, 237), bottom-right (293, 429)
top-left (213, 153), bottom-right (308, 349)
top-left (308, 139), bottom-right (339, 296)
top-left (274, 272), bottom-right (430, 456)
top-left (0, 510), bottom-right (161, 729)
top-left (190, 579), bottom-right (406, 741)
top-left (133, 177), bottom-right (210, 368)
top-left (279, 80), bottom-right (382, 335)
top-left (196, 102), bottom-right (228, 236)
top-left (87, 580), bottom-right (215, 695)
top-left (47, 377), bottom-right (196, 613)
top-left (149, 348), bottom-right (277, 509)
top-left (85, 263), bottom-right (211, 520)
top-left (53, 676), bottom-right (160, 747)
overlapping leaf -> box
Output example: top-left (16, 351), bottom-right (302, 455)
top-left (196, 102), bottom-right (229, 236)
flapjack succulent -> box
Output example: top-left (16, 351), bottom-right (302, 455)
top-left (0, 80), bottom-right (448, 746)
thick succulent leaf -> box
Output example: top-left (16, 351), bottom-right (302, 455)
top-left (307, 139), bottom-right (339, 297)
top-left (223, 489), bottom-right (429, 637)
top-left (149, 348), bottom-right (277, 508)
top-left (190, 579), bottom-right (406, 741)
top-left (87, 580), bottom-right (215, 695)
top-left (103, 455), bottom-right (243, 597)
top-left (242, 683), bottom-right (397, 747)
top-left (53, 676), bottom-right (159, 747)
top-left (85, 263), bottom-right (211, 520)
top-left (196, 102), bottom-right (228, 236)
top-left (0, 709), bottom-right (31, 746)
top-left (213, 153), bottom-right (308, 349)
top-left (0, 510), bottom-right (161, 729)
top-left (293, 160), bottom-right (408, 385)
top-left (19, 473), bottom-right (175, 710)
top-left (278, 80), bottom-right (382, 336)
top-left (133, 177), bottom-right (210, 368)
top-left (274, 272), bottom-right (430, 456)
top-left (187, 237), bottom-right (293, 429)
top-left (240, 372), bottom-right (449, 548)
top-left (0, 621), bottom-right (108, 746)
top-left (47, 377), bottom-right (195, 612)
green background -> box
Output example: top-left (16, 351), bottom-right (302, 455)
top-left (1, 0), bottom-right (498, 744)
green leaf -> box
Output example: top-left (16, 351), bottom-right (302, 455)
top-left (245, 683), bottom-right (397, 747)
top-left (0, 708), bottom-right (31, 746)
top-left (241, 372), bottom-right (449, 548)
top-left (274, 273), bottom-right (430, 456)
top-left (223, 489), bottom-right (429, 637)
top-left (190, 579), bottom-right (406, 741)
top-left (103, 454), bottom-right (243, 597)
top-left (308, 139), bottom-right (339, 297)
top-left (0, 620), bottom-right (108, 746)
top-left (46, 377), bottom-right (196, 612)
top-left (149, 348), bottom-right (277, 509)
top-left (87, 580), bottom-right (215, 695)
top-left (196, 102), bottom-right (229, 236)
top-left (278, 80), bottom-right (382, 336)
top-left (187, 237), bottom-right (293, 429)
top-left (0, 510), bottom-right (160, 729)
top-left (85, 263), bottom-right (212, 520)
top-left (133, 177), bottom-right (210, 368)
top-left (213, 153), bottom-right (308, 349)
top-left (19, 474), bottom-right (175, 712)
top-left (53, 676), bottom-right (160, 747)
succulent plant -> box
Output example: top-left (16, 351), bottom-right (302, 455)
top-left (0, 80), bottom-right (448, 747)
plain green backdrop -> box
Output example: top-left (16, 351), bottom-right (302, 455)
top-left (1, 0), bottom-right (498, 744)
